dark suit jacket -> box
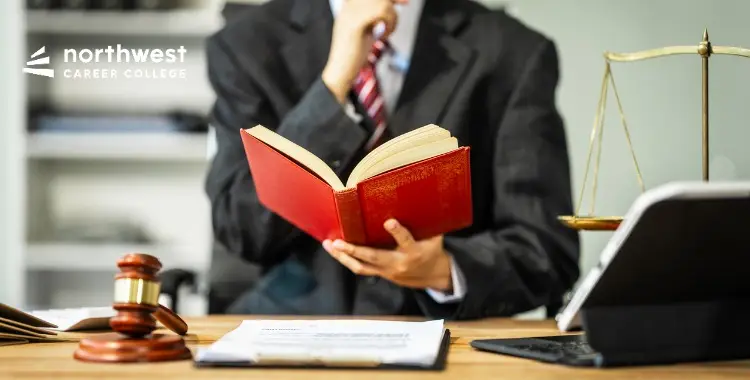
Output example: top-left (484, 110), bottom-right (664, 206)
top-left (204, 0), bottom-right (581, 319)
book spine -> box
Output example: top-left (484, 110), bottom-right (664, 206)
top-left (334, 188), bottom-right (367, 245)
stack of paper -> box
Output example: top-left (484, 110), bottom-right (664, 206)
top-left (0, 304), bottom-right (75, 346)
top-left (0, 303), bottom-right (119, 346)
top-left (195, 319), bottom-right (449, 369)
top-left (30, 307), bottom-right (114, 331)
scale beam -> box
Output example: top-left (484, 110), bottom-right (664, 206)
top-left (559, 29), bottom-right (750, 231)
top-left (604, 45), bottom-right (750, 62)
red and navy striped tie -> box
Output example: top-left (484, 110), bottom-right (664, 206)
top-left (353, 39), bottom-right (390, 151)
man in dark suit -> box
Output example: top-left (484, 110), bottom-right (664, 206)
top-left (205, 0), bottom-right (580, 319)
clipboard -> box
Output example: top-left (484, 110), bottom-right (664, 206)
top-left (194, 328), bottom-right (451, 371)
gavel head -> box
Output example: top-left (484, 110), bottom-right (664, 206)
top-left (109, 253), bottom-right (162, 338)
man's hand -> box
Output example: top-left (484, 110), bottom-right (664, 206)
top-left (322, 219), bottom-right (453, 292)
top-left (321, 0), bottom-right (408, 104)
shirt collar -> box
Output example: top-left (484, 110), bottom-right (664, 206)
top-left (328, 0), bottom-right (424, 71)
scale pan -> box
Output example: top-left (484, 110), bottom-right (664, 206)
top-left (558, 216), bottom-right (622, 231)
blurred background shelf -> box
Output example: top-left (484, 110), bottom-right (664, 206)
top-left (25, 242), bottom-right (205, 271)
top-left (26, 132), bottom-right (209, 161)
top-left (26, 9), bottom-right (224, 37)
top-left (14, 0), bottom-right (225, 313)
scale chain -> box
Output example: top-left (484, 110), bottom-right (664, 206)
top-left (574, 61), bottom-right (645, 218)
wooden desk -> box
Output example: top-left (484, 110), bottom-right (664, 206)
top-left (2, 316), bottom-right (749, 379)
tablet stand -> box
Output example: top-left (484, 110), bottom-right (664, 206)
top-left (580, 298), bottom-right (750, 367)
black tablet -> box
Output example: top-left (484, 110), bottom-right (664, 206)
top-left (471, 181), bottom-right (750, 367)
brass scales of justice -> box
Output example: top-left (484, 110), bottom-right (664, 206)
top-left (558, 29), bottom-right (750, 231)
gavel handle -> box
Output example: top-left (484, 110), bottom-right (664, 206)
top-left (154, 304), bottom-right (189, 336)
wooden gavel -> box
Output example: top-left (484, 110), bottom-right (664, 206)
top-left (110, 253), bottom-right (188, 337)
top-left (74, 253), bottom-right (192, 363)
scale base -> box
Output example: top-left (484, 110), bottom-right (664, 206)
top-left (558, 216), bottom-right (622, 231)
top-left (73, 332), bottom-right (192, 363)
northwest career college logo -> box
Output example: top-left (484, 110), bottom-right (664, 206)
top-left (23, 46), bottom-right (55, 78)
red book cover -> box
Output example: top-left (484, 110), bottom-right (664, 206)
top-left (240, 126), bottom-right (473, 247)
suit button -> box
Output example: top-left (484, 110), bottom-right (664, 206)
top-left (365, 276), bottom-right (378, 285)
top-left (331, 160), bottom-right (341, 168)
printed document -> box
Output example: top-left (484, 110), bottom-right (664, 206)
top-left (196, 319), bottom-right (446, 367)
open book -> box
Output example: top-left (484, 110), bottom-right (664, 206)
top-left (241, 124), bottom-right (473, 247)
top-left (247, 124), bottom-right (459, 190)
top-left (195, 319), bottom-right (450, 370)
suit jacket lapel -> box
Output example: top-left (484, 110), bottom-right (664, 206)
top-left (277, 0), bottom-right (476, 138)
top-left (280, 0), bottom-right (334, 100)
top-left (389, 0), bottom-right (476, 137)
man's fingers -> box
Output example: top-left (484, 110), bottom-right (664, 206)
top-left (379, 6), bottom-right (398, 40)
top-left (332, 239), bottom-right (392, 267)
top-left (336, 253), bottom-right (379, 276)
top-left (362, 0), bottom-right (398, 41)
top-left (323, 240), bottom-right (380, 276)
top-left (384, 219), bottom-right (415, 248)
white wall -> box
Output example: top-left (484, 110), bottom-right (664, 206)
top-left (481, 0), bottom-right (750, 276)
top-left (0, 0), bottom-right (26, 306)
top-left (7, 0), bottom-right (750, 310)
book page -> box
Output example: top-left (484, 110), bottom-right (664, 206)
top-left (353, 137), bottom-right (458, 186)
top-left (347, 124), bottom-right (440, 181)
top-left (196, 319), bottom-right (446, 367)
top-left (244, 126), bottom-right (346, 190)
top-left (245, 124), bottom-right (459, 191)
top-left (346, 125), bottom-right (451, 187)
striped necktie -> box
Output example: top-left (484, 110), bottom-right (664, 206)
top-left (353, 40), bottom-right (390, 152)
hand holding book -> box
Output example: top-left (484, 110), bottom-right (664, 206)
top-left (240, 124), bottom-right (472, 248)
top-left (322, 218), bottom-right (453, 292)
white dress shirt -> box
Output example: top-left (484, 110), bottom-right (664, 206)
top-left (328, 0), bottom-right (467, 304)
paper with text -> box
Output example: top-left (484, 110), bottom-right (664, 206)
top-left (196, 319), bottom-right (446, 367)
